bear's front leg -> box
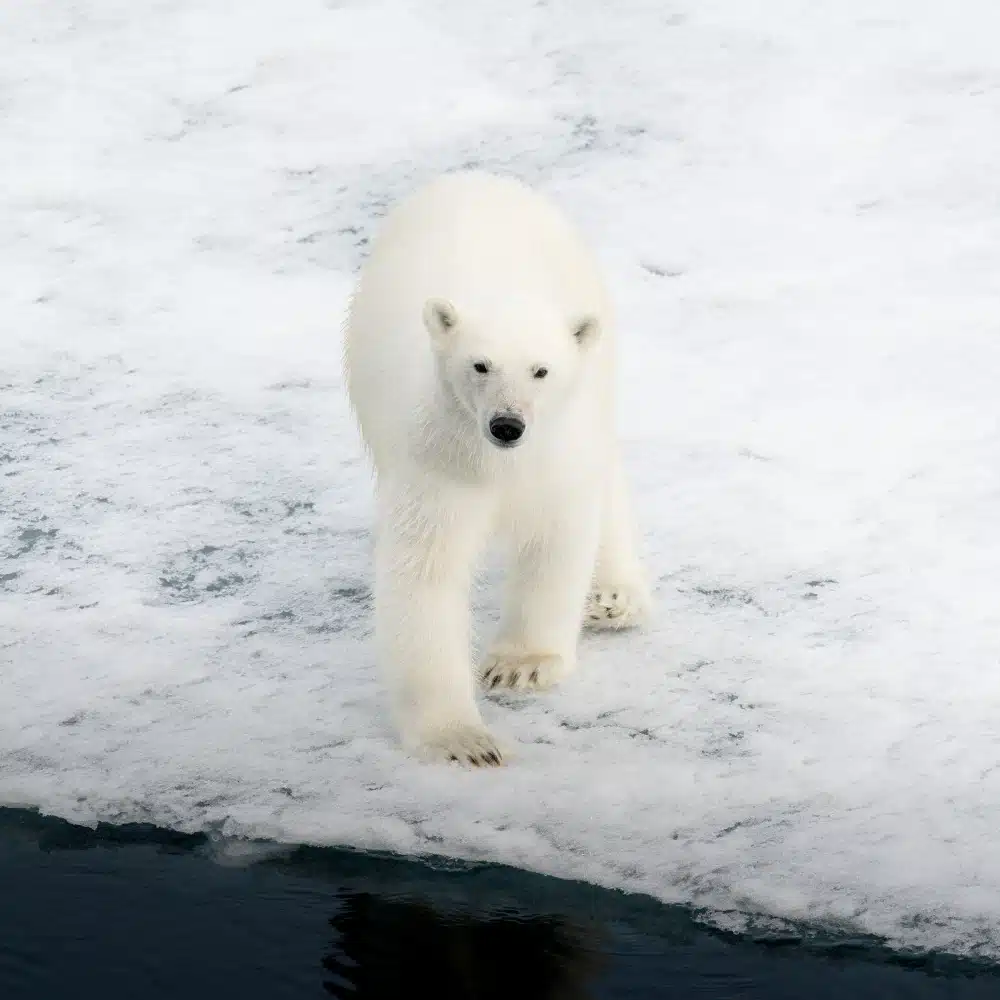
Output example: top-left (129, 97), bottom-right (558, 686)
top-left (375, 480), bottom-right (503, 766)
top-left (483, 496), bottom-right (601, 693)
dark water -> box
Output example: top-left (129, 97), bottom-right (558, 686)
top-left (1, 808), bottom-right (997, 998)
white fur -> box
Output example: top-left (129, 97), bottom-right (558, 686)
top-left (344, 171), bottom-right (650, 766)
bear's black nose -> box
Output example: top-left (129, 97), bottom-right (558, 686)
top-left (488, 414), bottom-right (525, 447)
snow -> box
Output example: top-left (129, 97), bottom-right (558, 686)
top-left (3, 0), bottom-right (1000, 959)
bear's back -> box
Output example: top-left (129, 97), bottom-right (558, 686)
top-left (351, 171), bottom-right (607, 341)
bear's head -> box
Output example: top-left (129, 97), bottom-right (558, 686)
top-left (422, 296), bottom-right (600, 450)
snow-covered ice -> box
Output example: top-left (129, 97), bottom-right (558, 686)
top-left (3, 0), bottom-right (1000, 959)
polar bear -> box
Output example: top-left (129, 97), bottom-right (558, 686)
top-left (343, 171), bottom-right (649, 766)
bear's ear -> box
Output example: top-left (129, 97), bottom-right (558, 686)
top-left (423, 298), bottom-right (460, 346)
top-left (572, 314), bottom-right (601, 349)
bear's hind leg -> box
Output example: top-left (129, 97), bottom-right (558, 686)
top-left (586, 449), bottom-right (651, 630)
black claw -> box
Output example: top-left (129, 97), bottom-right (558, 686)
top-left (486, 751), bottom-right (500, 765)
top-left (507, 671), bottom-right (519, 688)
top-left (449, 754), bottom-right (459, 762)
top-left (468, 754), bottom-right (479, 766)
top-left (490, 673), bottom-right (502, 689)
top-left (529, 668), bottom-right (539, 684)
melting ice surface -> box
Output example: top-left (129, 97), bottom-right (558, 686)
top-left (3, 0), bottom-right (1000, 960)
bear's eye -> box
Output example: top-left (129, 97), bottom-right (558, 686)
top-left (473, 361), bottom-right (490, 374)
top-left (533, 367), bottom-right (549, 379)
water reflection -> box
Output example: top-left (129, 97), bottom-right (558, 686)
top-left (322, 891), bottom-right (604, 999)
top-left (3, 808), bottom-right (1000, 1000)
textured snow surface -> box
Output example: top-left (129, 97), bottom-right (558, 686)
top-left (3, 0), bottom-right (1000, 958)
